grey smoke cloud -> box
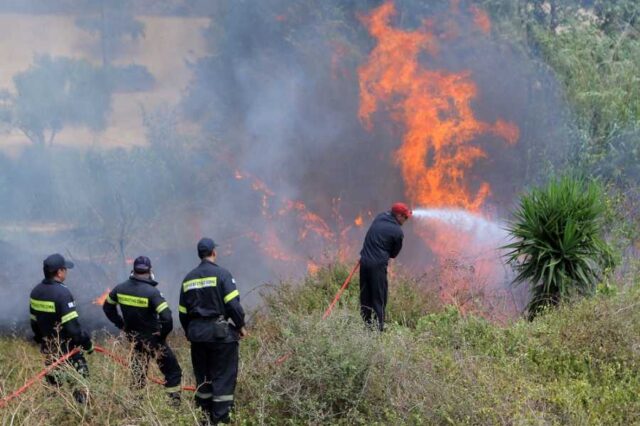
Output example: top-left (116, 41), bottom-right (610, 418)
top-left (0, 0), bottom-right (573, 332)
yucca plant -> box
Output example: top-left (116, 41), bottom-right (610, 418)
top-left (503, 177), bottom-right (615, 319)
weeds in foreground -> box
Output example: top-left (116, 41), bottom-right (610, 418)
top-left (1, 264), bottom-right (640, 424)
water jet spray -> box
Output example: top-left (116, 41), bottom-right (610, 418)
top-left (412, 208), bottom-right (507, 243)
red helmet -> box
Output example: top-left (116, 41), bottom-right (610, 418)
top-left (391, 202), bottom-right (412, 218)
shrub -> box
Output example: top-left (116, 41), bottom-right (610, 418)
top-left (504, 177), bottom-right (615, 318)
top-left (4, 264), bottom-right (640, 424)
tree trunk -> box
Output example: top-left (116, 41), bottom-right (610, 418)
top-left (100, 0), bottom-right (109, 67)
top-left (549, 0), bottom-right (558, 32)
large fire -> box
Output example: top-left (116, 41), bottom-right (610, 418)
top-left (211, 2), bottom-right (519, 319)
top-left (358, 1), bottom-right (518, 211)
top-left (234, 170), bottom-right (363, 274)
top-left (358, 1), bottom-right (520, 317)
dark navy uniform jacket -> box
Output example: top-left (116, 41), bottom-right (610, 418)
top-left (29, 278), bottom-right (93, 352)
top-left (103, 275), bottom-right (173, 340)
top-left (179, 259), bottom-right (245, 343)
top-left (360, 211), bottom-right (404, 265)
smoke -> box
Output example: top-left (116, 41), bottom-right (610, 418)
top-left (0, 0), bottom-right (573, 332)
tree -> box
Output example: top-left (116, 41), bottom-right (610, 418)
top-left (503, 177), bottom-right (615, 319)
top-left (75, 0), bottom-right (145, 67)
top-left (0, 55), bottom-right (111, 146)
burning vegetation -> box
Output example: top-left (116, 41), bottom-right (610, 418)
top-left (358, 1), bottom-right (521, 318)
top-left (2, 1), bottom-right (580, 326)
top-left (0, 0), bottom-right (560, 328)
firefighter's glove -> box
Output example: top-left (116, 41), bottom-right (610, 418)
top-left (83, 341), bottom-right (95, 355)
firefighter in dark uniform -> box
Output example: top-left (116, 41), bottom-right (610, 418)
top-left (103, 256), bottom-right (182, 404)
top-left (179, 238), bottom-right (247, 425)
top-left (359, 202), bottom-right (411, 331)
top-left (29, 253), bottom-right (94, 404)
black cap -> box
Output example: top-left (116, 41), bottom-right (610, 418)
top-left (197, 237), bottom-right (217, 258)
top-left (133, 256), bottom-right (152, 273)
top-left (43, 253), bottom-right (74, 272)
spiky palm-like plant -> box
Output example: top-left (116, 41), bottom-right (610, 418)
top-left (503, 177), bottom-right (615, 319)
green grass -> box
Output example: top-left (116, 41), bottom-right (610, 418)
top-left (2, 263), bottom-right (640, 424)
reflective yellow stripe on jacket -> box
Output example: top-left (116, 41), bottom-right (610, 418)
top-left (30, 298), bottom-right (56, 313)
top-left (155, 301), bottom-right (169, 313)
top-left (182, 277), bottom-right (217, 293)
top-left (223, 290), bottom-right (239, 304)
top-left (117, 293), bottom-right (149, 308)
top-left (60, 311), bottom-right (79, 324)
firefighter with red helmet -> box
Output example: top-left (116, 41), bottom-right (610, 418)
top-left (179, 237), bottom-right (247, 425)
top-left (359, 202), bottom-right (411, 331)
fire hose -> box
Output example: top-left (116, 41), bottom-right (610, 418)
top-left (276, 259), bottom-right (361, 365)
top-left (0, 347), bottom-right (81, 408)
top-left (0, 345), bottom-right (196, 408)
top-left (93, 345), bottom-right (196, 392)
top-left (322, 260), bottom-right (361, 320)
top-left (1, 260), bottom-right (360, 406)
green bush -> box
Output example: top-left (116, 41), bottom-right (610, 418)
top-left (504, 177), bottom-right (616, 318)
top-left (3, 265), bottom-right (640, 424)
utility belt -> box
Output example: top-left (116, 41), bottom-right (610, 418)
top-left (187, 315), bottom-right (230, 342)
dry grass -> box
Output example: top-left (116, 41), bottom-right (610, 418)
top-left (2, 263), bottom-right (640, 424)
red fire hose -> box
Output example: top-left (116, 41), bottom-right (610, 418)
top-left (1, 260), bottom-right (360, 406)
top-left (0, 345), bottom-right (198, 408)
top-left (93, 345), bottom-right (196, 392)
top-left (322, 260), bottom-right (361, 320)
top-left (0, 347), bottom-right (81, 408)
top-left (276, 259), bottom-right (361, 365)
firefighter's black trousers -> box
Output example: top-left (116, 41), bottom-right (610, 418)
top-left (43, 348), bottom-right (88, 386)
top-left (191, 341), bottom-right (239, 423)
top-left (359, 261), bottom-right (388, 331)
top-left (131, 337), bottom-right (182, 392)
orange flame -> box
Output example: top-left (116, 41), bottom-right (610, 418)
top-left (281, 200), bottom-right (334, 241)
top-left (358, 1), bottom-right (518, 211)
top-left (470, 5), bottom-right (491, 34)
top-left (307, 261), bottom-right (320, 275)
top-left (234, 169), bottom-right (361, 268)
top-left (92, 288), bottom-right (111, 306)
top-left (358, 1), bottom-right (520, 319)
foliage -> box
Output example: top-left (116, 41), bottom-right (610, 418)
top-left (504, 177), bottom-right (615, 318)
top-left (107, 64), bottom-right (155, 93)
top-left (535, 20), bottom-right (640, 153)
top-left (4, 264), bottom-right (640, 424)
top-left (75, 0), bottom-right (145, 66)
top-left (0, 55), bottom-right (111, 146)
top-left (476, 0), bottom-right (640, 182)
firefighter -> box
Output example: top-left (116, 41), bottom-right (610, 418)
top-left (29, 253), bottom-right (94, 404)
top-left (103, 256), bottom-right (182, 404)
top-left (179, 237), bottom-right (247, 425)
top-left (359, 202), bottom-right (411, 331)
